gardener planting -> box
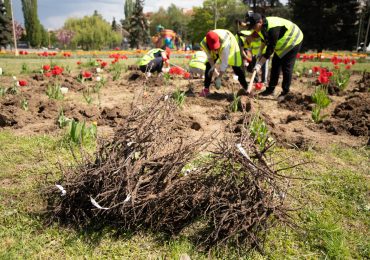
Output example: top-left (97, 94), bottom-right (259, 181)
top-left (138, 47), bottom-right (171, 74)
top-left (235, 29), bottom-right (269, 85)
top-left (199, 29), bottom-right (249, 97)
top-left (243, 13), bottom-right (303, 100)
top-left (188, 50), bottom-right (208, 78)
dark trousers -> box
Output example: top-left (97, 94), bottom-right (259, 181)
top-left (268, 42), bottom-right (302, 93)
top-left (139, 57), bottom-right (163, 73)
top-left (204, 62), bottom-right (248, 89)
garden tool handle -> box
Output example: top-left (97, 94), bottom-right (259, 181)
top-left (248, 70), bottom-right (257, 94)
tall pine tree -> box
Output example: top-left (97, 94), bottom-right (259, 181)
top-left (121, 0), bottom-right (134, 30)
top-left (22, 0), bottom-right (42, 47)
top-left (128, 0), bottom-right (149, 48)
top-left (289, 0), bottom-right (360, 51)
top-left (0, 0), bottom-right (12, 48)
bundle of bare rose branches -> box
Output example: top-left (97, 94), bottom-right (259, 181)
top-left (47, 96), bottom-right (292, 249)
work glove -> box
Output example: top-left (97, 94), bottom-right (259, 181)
top-left (243, 59), bottom-right (249, 68)
top-left (253, 63), bottom-right (262, 72)
top-left (215, 77), bottom-right (222, 90)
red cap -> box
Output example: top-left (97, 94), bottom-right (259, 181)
top-left (206, 31), bottom-right (220, 50)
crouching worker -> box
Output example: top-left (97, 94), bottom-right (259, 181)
top-left (199, 29), bottom-right (249, 97)
top-left (188, 50), bottom-right (208, 78)
top-left (138, 47), bottom-right (171, 74)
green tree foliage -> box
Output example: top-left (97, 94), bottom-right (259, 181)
top-left (187, 0), bottom-right (248, 45)
top-left (289, 0), bottom-right (360, 51)
top-left (63, 12), bottom-right (122, 50)
top-left (128, 0), bottom-right (149, 48)
top-left (121, 0), bottom-right (134, 30)
top-left (22, 0), bottom-right (42, 47)
top-left (149, 4), bottom-right (191, 40)
top-left (0, 0), bottom-right (12, 48)
top-left (3, 0), bottom-right (11, 19)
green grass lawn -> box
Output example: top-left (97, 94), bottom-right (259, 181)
top-left (0, 130), bottom-right (368, 259)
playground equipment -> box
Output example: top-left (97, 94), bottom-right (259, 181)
top-left (151, 25), bottom-right (181, 49)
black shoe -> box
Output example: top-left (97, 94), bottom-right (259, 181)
top-left (277, 91), bottom-right (289, 102)
top-left (260, 88), bottom-right (274, 96)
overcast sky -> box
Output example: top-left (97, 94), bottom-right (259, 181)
top-left (12, 0), bottom-right (288, 30)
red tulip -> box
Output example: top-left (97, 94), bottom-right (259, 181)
top-left (100, 61), bottom-right (108, 68)
top-left (312, 66), bottom-right (320, 73)
top-left (351, 59), bottom-right (356, 65)
top-left (296, 53), bottom-right (301, 59)
top-left (82, 71), bottom-right (92, 78)
top-left (334, 65), bottom-right (339, 70)
top-left (318, 74), bottom-right (329, 85)
top-left (255, 82), bottom-right (263, 90)
top-left (43, 65), bottom-right (50, 71)
top-left (77, 61), bottom-right (81, 65)
top-left (183, 72), bottom-right (191, 79)
top-left (18, 80), bottom-right (27, 86)
top-left (345, 65), bottom-right (351, 70)
top-left (44, 72), bottom-right (52, 77)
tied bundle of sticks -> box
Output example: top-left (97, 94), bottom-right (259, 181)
top-left (46, 96), bottom-right (295, 250)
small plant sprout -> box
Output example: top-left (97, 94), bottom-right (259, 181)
top-left (83, 88), bottom-right (93, 104)
top-left (21, 98), bottom-right (29, 111)
top-left (311, 86), bottom-right (331, 123)
top-left (93, 77), bottom-right (106, 93)
top-left (248, 113), bottom-right (273, 151)
top-left (57, 108), bottom-right (71, 128)
top-left (172, 88), bottom-right (186, 108)
top-left (0, 87), bottom-right (7, 97)
top-left (65, 119), bottom-right (97, 145)
top-left (110, 62), bottom-right (123, 81)
top-left (46, 83), bottom-right (64, 100)
top-left (20, 63), bottom-right (29, 74)
top-left (229, 92), bottom-right (241, 113)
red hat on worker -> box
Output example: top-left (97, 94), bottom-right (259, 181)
top-left (206, 31), bottom-right (220, 50)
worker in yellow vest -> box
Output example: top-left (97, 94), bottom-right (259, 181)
top-left (235, 30), bottom-right (269, 84)
top-left (138, 47), bottom-right (171, 74)
top-left (188, 50), bottom-right (208, 78)
top-left (199, 29), bottom-right (245, 97)
top-left (244, 13), bottom-right (303, 100)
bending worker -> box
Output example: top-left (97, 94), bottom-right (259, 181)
top-left (235, 30), bottom-right (268, 84)
top-left (138, 47), bottom-right (171, 74)
top-left (188, 50), bottom-right (208, 78)
top-left (199, 29), bottom-right (248, 97)
top-left (244, 13), bottom-right (303, 99)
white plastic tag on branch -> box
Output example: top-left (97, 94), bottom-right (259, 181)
top-left (55, 184), bottom-right (66, 196)
top-left (236, 143), bottom-right (251, 160)
top-left (90, 197), bottom-right (110, 210)
top-left (124, 194), bottom-right (131, 203)
top-left (236, 143), bottom-right (257, 170)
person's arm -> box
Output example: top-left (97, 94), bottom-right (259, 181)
top-left (262, 26), bottom-right (285, 60)
top-left (219, 44), bottom-right (230, 74)
top-left (160, 52), bottom-right (169, 67)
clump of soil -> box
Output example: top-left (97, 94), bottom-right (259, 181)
top-left (278, 92), bottom-right (313, 111)
top-left (352, 71), bottom-right (370, 93)
top-left (324, 93), bottom-right (369, 136)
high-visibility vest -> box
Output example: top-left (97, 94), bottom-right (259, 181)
top-left (200, 29), bottom-right (242, 67)
top-left (235, 30), bottom-right (252, 49)
top-left (189, 51), bottom-right (208, 71)
top-left (236, 30), bottom-right (266, 56)
top-left (250, 39), bottom-right (266, 56)
top-left (258, 17), bottom-right (303, 58)
top-left (138, 48), bottom-right (164, 66)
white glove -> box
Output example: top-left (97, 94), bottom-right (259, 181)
top-left (254, 63), bottom-right (262, 72)
top-left (243, 60), bottom-right (249, 67)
